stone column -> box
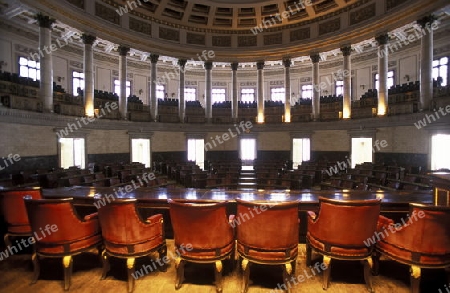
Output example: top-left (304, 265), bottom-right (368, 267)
top-left (150, 53), bottom-right (159, 121)
top-left (376, 34), bottom-right (389, 116)
top-left (341, 46), bottom-right (352, 119)
top-left (256, 61), bottom-right (265, 123)
top-left (204, 61), bottom-right (213, 123)
top-left (118, 45), bottom-right (129, 119)
top-left (37, 14), bottom-right (54, 113)
top-left (82, 34), bottom-right (96, 117)
top-left (418, 16), bottom-right (435, 111)
top-left (178, 59), bottom-right (187, 122)
top-left (231, 62), bottom-right (239, 122)
top-left (310, 54), bottom-right (321, 121)
top-left (283, 58), bottom-right (291, 123)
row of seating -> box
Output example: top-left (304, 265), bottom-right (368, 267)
top-left (2, 188), bottom-right (448, 293)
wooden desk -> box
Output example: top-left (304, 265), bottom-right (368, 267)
top-left (39, 187), bottom-right (435, 243)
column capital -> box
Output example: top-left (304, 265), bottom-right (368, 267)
top-left (81, 34), bottom-right (97, 45)
top-left (177, 59), bottom-right (187, 68)
top-left (340, 46), bottom-right (352, 56)
top-left (150, 53), bottom-right (159, 63)
top-left (230, 62), bottom-right (239, 71)
top-left (283, 58), bottom-right (291, 68)
top-left (310, 54), bottom-right (320, 63)
top-left (204, 61), bottom-right (213, 70)
top-left (375, 34), bottom-right (389, 45)
top-left (35, 13), bottom-right (55, 29)
top-left (256, 61), bottom-right (265, 70)
top-left (118, 46), bottom-right (130, 56)
top-left (417, 15), bottom-right (437, 28)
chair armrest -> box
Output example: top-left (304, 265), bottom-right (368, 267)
top-left (307, 211), bottom-right (317, 221)
top-left (377, 215), bottom-right (394, 232)
top-left (146, 214), bottom-right (163, 225)
top-left (84, 212), bottom-right (98, 221)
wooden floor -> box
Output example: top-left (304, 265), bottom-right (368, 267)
top-left (0, 240), bottom-right (448, 293)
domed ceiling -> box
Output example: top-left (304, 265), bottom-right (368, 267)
top-left (6, 0), bottom-right (450, 62)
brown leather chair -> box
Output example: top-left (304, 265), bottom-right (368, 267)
top-left (306, 197), bottom-right (381, 292)
top-left (374, 203), bottom-right (450, 293)
top-left (24, 197), bottom-right (102, 290)
top-left (168, 199), bottom-right (235, 293)
top-left (95, 198), bottom-right (166, 293)
top-left (1, 187), bottom-right (42, 247)
top-left (235, 199), bottom-right (299, 293)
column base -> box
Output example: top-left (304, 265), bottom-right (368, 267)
top-left (205, 118), bottom-right (213, 124)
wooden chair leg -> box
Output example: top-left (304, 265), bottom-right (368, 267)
top-left (127, 257), bottom-right (136, 293)
top-left (372, 250), bottom-right (380, 276)
top-left (364, 258), bottom-right (374, 293)
top-left (3, 233), bottom-right (11, 248)
top-left (322, 255), bottom-right (332, 290)
top-left (241, 258), bottom-right (250, 293)
top-left (62, 255), bottom-right (73, 291)
top-left (158, 245), bottom-right (167, 272)
top-left (306, 241), bottom-right (312, 267)
top-left (215, 260), bottom-right (223, 293)
top-left (31, 252), bottom-right (40, 284)
top-left (283, 262), bottom-right (294, 293)
top-left (101, 250), bottom-right (110, 280)
top-left (175, 258), bottom-right (185, 290)
top-left (410, 265), bottom-right (421, 293)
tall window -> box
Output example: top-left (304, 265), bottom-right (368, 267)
top-left (72, 71), bottom-right (84, 96)
top-left (212, 88), bottom-right (226, 103)
top-left (292, 138), bottom-right (311, 168)
top-left (59, 138), bottom-right (85, 169)
top-left (375, 70), bottom-right (394, 90)
top-left (240, 138), bottom-right (256, 162)
top-left (131, 138), bottom-right (151, 168)
top-left (431, 134), bottom-right (450, 170)
top-left (114, 79), bottom-right (131, 97)
top-left (19, 57), bottom-right (40, 81)
top-left (241, 88), bottom-right (255, 102)
top-left (270, 87), bottom-right (285, 102)
top-left (335, 80), bottom-right (344, 96)
top-left (184, 87), bottom-right (196, 101)
top-left (187, 138), bottom-right (204, 170)
top-left (301, 84), bottom-right (313, 99)
top-left (351, 137), bottom-right (373, 168)
top-left (433, 57), bottom-right (448, 86)
top-left (156, 84), bottom-right (165, 99)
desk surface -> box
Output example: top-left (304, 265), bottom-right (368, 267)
top-left (42, 186), bottom-right (433, 207)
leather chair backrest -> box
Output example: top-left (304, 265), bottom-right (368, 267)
top-left (236, 199), bottom-right (299, 250)
top-left (97, 199), bottom-right (160, 244)
top-left (168, 200), bottom-right (234, 249)
top-left (312, 197), bottom-right (381, 247)
top-left (1, 188), bottom-right (42, 228)
top-left (403, 204), bottom-right (450, 254)
top-left (24, 197), bottom-right (99, 244)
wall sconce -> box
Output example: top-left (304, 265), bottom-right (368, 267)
top-left (56, 76), bottom-right (65, 82)
top-left (404, 74), bottom-right (410, 81)
top-left (0, 61), bottom-right (7, 70)
top-left (138, 89), bottom-right (143, 95)
top-left (322, 90), bottom-right (329, 95)
top-left (360, 84), bottom-right (366, 90)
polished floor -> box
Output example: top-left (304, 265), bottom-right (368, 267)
top-left (0, 240), bottom-right (448, 293)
